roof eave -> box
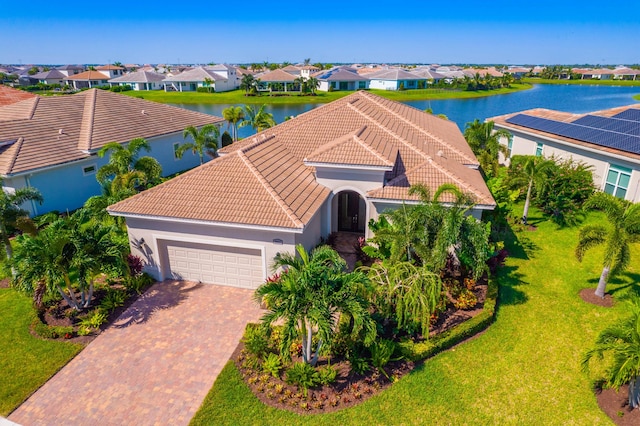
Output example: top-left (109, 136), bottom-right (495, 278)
top-left (106, 211), bottom-right (305, 234)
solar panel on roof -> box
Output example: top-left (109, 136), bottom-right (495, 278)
top-left (572, 115), bottom-right (640, 136)
top-left (505, 114), bottom-right (640, 155)
top-left (612, 109), bottom-right (640, 122)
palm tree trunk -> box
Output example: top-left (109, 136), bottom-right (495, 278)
top-left (522, 178), bottom-right (533, 225)
top-left (310, 339), bottom-right (322, 367)
top-left (64, 275), bottom-right (81, 310)
top-left (630, 377), bottom-right (640, 409)
top-left (595, 266), bottom-right (610, 298)
top-left (84, 280), bottom-right (94, 308)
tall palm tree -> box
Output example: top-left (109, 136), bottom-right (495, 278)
top-left (0, 178), bottom-right (43, 262)
top-left (508, 155), bottom-right (554, 224)
top-left (582, 297), bottom-right (640, 409)
top-left (463, 119), bottom-right (512, 177)
top-left (293, 76), bottom-right (306, 94)
top-left (203, 77), bottom-right (214, 93)
top-left (176, 124), bottom-right (220, 164)
top-left (222, 106), bottom-right (245, 142)
top-left (575, 192), bottom-right (640, 298)
top-left (96, 138), bottom-right (162, 191)
top-left (255, 244), bottom-right (376, 365)
top-left (240, 74), bottom-right (258, 95)
top-left (238, 104), bottom-right (276, 132)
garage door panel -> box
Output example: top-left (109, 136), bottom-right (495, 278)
top-left (161, 240), bottom-right (264, 289)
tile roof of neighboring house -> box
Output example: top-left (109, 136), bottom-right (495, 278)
top-left (463, 68), bottom-right (504, 78)
top-left (163, 67), bottom-right (226, 82)
top-left (31, 69), bottom-right (66, 80)
top-left (365, 68), bottom-right (424, 81)
top-left (0, 85), bottom-right (37, 107)
top-left (64, 70), bottom-right (110, 81)
top-left (315, 68), bottom-right (368, 82)
top-left (109, 91), bottom-right (493, 230)
top-left (299, 65), bottom-right (320, 71)
top-left (55, 65), bottom-right (85, 71)
top-left (96, 65), bottom-right (124, 70)
top-left (108, 71), bottom-right (166, 83)
top-left (281, 65), bottom-right (301, 73)
top-left (256, 69), bottom-right (298, 82)
top-left (0, 89), bottom-right (223, 175)
top-left (489, 104), bottom-right (640, 161)
top-left (410, 68), bottom-right (446, 80)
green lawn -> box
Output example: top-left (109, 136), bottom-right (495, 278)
top-left (121, 84), bottom-right (531, 106)
top-left (523, 77), bottom-right (640, 87)
top-left (0, 287), bottom-right (82, 416)
top-left (191, 208), bottom-right (637, 425)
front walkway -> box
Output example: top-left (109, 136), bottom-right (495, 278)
top-left (9, 281), bottom-right (262, 426)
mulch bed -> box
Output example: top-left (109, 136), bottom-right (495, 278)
top-left (234, 343), bottom-right (413, 415)
top-left (234, 276), bottom-right (488, 414)
top-left (0, 278), bottom-right (10, 289)
top-left (596, 385), bottom-right (640, 425)
top-left (579, 288), bottom-right (614, 308)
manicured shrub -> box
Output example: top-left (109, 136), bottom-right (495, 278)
top-left (221, 131), bottom-right (233, 147)
top-left (262, 353), bottom-right (282, 378)
top-left (285, 362), bottom-right (319, 396)
top-left (243, 324), bottom-right (270, 358)
top-left (32, 319), bottom-right (73, 339)
top-left (99, 288), bottom-right (127, 313)
top-left (370, 339), bottom-right (397, 377)
top-left (316, 364), bottom-right (337, 385)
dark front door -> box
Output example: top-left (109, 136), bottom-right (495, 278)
top-left (338, 191), bottom-right (363, 232)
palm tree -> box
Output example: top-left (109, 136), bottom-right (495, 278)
top-left (222, 106), bottom-right (245, 142)
top-left (582, 297), bottom-right (640, 409)
top-left (176, 125), bottom-right (220, 164)
top-left (238, 104), bottom-right (276, 132)
top-left (255, 244), bottom-right (376, 365)
top-left (0, 179), bottom-right (43, 262)
top-left (83, 180), bottom-right (136, 226)
top-left (306, 76), bottom-right (319, 95)
top-left (293, 76), bottom-right (306, 94)
top-left (96, 138), bottom-right (162, 191)
top-left (575, 193), bottom-right (640, 298)
top-left (508, 155), bottom-right (554, 224)
top-left (463, 119), bottom-right (512, 177)
top-left (203, 77), bottom-right (214, 93)
top-left (240, 74), bottom-right (258, 95)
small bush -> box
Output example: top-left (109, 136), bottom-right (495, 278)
top-left (100, 288), bottom-right (127, 313)
top-left (32, 319), bottom-right (73, 339)
top-left (370, 339), bottom-right (396, 376)
top-left (348, 353), bottom-right (370, 375)
top-left (79, 309), bottom-right (108, 331)
top-left (285, 362), bottom-right (319, 397)
top-left (262, 353), bottom-right (282, 378)
top-left (243, 324), bottom-right (270, 358)
top-left (221, 131), bottom-right (233, 147)
top-left (125, 272), bottom-right (154, 295)
top-left (316, 364), bottom-right (337, 385)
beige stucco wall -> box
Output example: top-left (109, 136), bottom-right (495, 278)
top-left (498, 126), bottom-right (640, 203)
top-left (124, 216), bottom-right (299, 282)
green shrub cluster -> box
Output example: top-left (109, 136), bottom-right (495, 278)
top-left (32, 318), bottom-right (73, 339)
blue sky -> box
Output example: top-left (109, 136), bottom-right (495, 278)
top-left (2, 1), bottom-right (639, 65)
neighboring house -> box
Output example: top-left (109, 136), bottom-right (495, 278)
top-left (64, 70), bottom-right (110, 89)
top-left (611, 67), bottom-right (640, 80)
top-left (0, 89), bottom-right (224, 215)
top-left (410, 67), bottom-right (445, 83)
top-left (280, 65), bottom-right (301, 76)
top-left (31, 69), bottom-right (66, 85)
top-left (206, 64), bottom-right (239, 88)
top-left (490, 104), bottom-right (640, 202)
top-left (95, 65), bottom-right (125, 78)
top-left (573, 68), bottom-right (614, 80)
top-left (55, 65), bottom-right (85, 77)
top-left (366, 68), bottom-right (426, 90)
top-left (108, 91), bottom-right (494, 289)
top-left (503, 67), bottom-right (531, 78)
top-left (299, 65), bottom-right (320, 79)
top-left (108, 71), bottom-right (166, 90)
top-left (256, 69), bottom-right (300, 92)
top-left (162, 67), bottom-right (235, 92)
top-left (462, 67), bottom-right (504, 78)
top-left (315, 67), bottom-right (369, 91)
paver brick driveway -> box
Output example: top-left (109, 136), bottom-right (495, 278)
top-left (9, 281), bottom-right (262, 426)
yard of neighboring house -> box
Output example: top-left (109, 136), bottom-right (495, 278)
top-left (191, 207), bottom-right (637, 425)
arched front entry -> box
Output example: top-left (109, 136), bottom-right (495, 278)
top-left (335, 190), bottom-right (366, 233)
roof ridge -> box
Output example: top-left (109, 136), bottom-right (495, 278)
top-left (4, 137), bottom-right (24, 174)
top-left (304, 127), bottom-right (364, 160)
top-left (358, 92), bottom-right (477, 164)
top-left (27, 97), bottom-right (39, 120)
top-left (352, 131), bottom-right (395, 166)
top-left (78, 90), bottom-right (97, 151)
top-left (236, 150), bottom-right (304, 228)
top-left (347, 101), bottom-right (432, 162)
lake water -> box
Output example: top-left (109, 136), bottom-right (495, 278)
top-left (172, 84), bottom-right (640, 138)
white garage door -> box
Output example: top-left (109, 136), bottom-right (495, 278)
top-left (161, 240), bottom-right (264, 289)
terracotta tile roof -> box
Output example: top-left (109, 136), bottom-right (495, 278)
top-left (0, 89), bottom-right (223, 175)
top-left (0, 86), bottom-right (36, 107)
top-left (31, 69), bottom-right (66, 80)
top-left (256, 68), bottom-right (298, 82)
top-left (109, 91), bottom-right (493, 229)
top-left (96, 65), bottom-right (124, 70)
top-left (489, 104), bottom-right (640, 161)
top-left (365, 68), bottom-right (424, 80)
top-left (64, 70), bottom-right (110, 81)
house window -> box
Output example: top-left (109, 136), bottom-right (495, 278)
top-left (507, 139), bottom-right (513, 158)
top-left (535, 143), bottom-right (543, 157)
top-left (173, 142), bottom-right (181, 160)
top-left (604, 165), bottom-right (632, 199)
top-left (82, 164), bottom-right (97, 176)
top-left (358, 81), bottom-right (366, 89)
